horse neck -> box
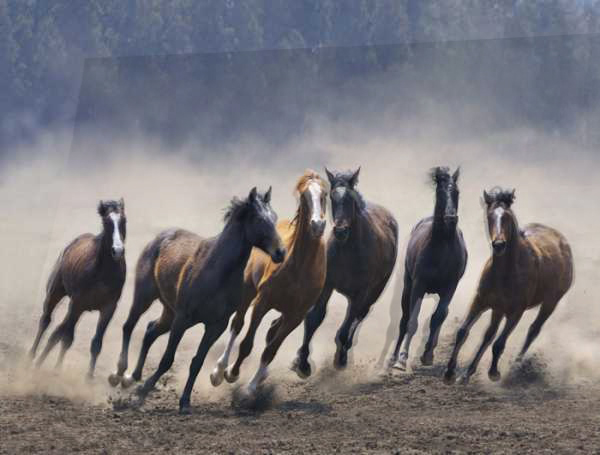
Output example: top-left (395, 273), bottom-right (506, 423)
top-left (491, 214), bottom-right (523, 270)
top-left (348, 205), bottom-right (369, 244)
top-left (288, 201), bottom-right (320, 263)
top-left (212, 218), bottom-right (252, 274)
top-left (431, 193), bottom-right (456, 243)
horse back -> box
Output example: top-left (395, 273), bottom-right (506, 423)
top-left (523, 223), bottom-right (574, 297)
top-left (58, 233), bottom-right (100, 293)
top-left (151, 229), bottom-right (204, 309)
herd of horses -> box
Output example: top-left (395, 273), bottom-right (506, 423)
top-left (28, 167), bottom-right (574, 413)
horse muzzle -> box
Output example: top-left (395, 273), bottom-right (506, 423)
top-left (271, 247), bottom-right (286, 264)
top-left (492, 240), bottom-right (506, 256)
top-left (333, 225), bottom-right (350, 242)
top-left (111, 246), bottom-right (125, 259)
top-left (310, 219), bottom-right (326, 238)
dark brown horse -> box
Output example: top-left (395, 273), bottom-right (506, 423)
top-left (30, 199), bottom-right (127, 378)
top-left (444, 187), bottom-right (573, 384)
top-left (110, 187), bottom-right (285, 413)
top-left (292, 167), bottom-right (398, 377)
top-left (388, 167), bottom-right (467, 370)
top-left (208, 170), bottom-right (328, 395)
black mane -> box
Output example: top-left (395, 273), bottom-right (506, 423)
top-left (429, 166), bottom-right (452, 187)
top-left (223, 197), bottom-right (248, 222)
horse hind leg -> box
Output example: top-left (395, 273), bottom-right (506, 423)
top-left (121, 307), bottom-right (173, 388)
top-left (36, 299), bottom-right (83, 369)
top-left (30, 282), bottom-right (65, 360)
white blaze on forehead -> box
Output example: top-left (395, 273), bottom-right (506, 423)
top-left (493, 207), bottom-right (504, 235)
top-left (109, 212), bottom-right (124, 251)
top-left (308, 181), bottom-right (323, 221)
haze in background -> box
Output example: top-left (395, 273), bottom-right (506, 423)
top-left (1, 36), bottom-right (599, 402)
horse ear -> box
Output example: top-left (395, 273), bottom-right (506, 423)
top-left (264, 186), bottom-right (272, 203)
top-left (97, 200), bottom-right (107, 217)
top-left (324, 167), bottom-right (335, 185)
top-left (248, 186), bottom-right (258, 202)
top-left (349, 166), bottom-right (361, 188)
top-left (452, 167), bottom-right (460, 183)
top-left (119, 197), bottom-right (125, 211)
top-left (483, 190), bottom-right (493, 206)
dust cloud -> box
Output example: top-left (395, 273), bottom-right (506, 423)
top-left (0, 114), bottom-right (598, 405)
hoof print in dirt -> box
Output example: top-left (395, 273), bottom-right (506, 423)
top-left (231, 384), bottom-right (277, 413)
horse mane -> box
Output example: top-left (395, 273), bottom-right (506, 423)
top-left (429, 166), bottom-right (451, 186)
top-left (487, 187), bottom-right (516, 207)
top-left (330, 170), bottom-right (366, 211)
top-left (223, 197), bottom-right (248, 223)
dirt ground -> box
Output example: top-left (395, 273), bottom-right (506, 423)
top-left (2, 336), bottom-right (599, 455)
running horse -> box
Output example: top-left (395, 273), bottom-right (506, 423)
top-left (388, 167), bottom-right (467, 370)
top-left (292, 167), bottom-right (398, 377)
top-left (110, 187), bottom-right (285, 413)
top-left (30, 199), bottom-right (127, 378)
top-left (444, 187), bottom-right (573, 384)
top-left (209, 170), bottom-right (328, 395)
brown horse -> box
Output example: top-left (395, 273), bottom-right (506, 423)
top-left (209, 170), bottom-right (328, 395)
top-left (444, 187), bottom-right (573, 384)
top-left (30, 199), bottom-right (127, 378)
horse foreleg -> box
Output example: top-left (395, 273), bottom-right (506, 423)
top-left (123, 308), bottom-right (173, 388)
top-left (179, 318), bottom-right (229, 413)
top-left (247, 316), bottom-right (298, 395)
top-left (109, 286), bottom-right (156, 387)
top-left (136, 313), bottom-right (190, 400)
top-left (225, 299), bottom-right (269, 383)
top-left (421, 286), bottom-right (457, 366)
top-left (459, 310), bottom-right (502, 384)
top-left (488, 309), bottom-right (524, 381)
top-left (516, 298), bottom-right (558, 362)
top-left (292, 285), bottom-right (333, 379)
top-left (443, 297), bottom-right (485, 384)
top-left (88, 302), bottom-right (117, 379)
top-left (210, 298), bottom-right (252, 387)
top-left (389, 273), bottom-right (413, 368)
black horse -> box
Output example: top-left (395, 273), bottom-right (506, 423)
top-left (133, 187), bottom-right (285, 413)
top-left (388, 167), bottom-right (467, 370)
top-left (292, 167), bottom-right (398, 377)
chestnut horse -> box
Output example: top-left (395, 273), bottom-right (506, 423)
top-left (209, 170), bottom-right (328, 395)
top-left (388, 167), bottom-right (467, 370)
top-left (292, 168), bottom-right (398, 377)
top-left (444, 187), bottom-right (573, 384)
top-left (30, 199), bottom-right (127, 378)
top-left (116, 187), bottom-right (285, 413)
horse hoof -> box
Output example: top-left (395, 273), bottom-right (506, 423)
top-left (108, 373), bottom-right (121, 388)
top-left (210, 367), bottom-right (225, 387)
top-left (333, 351), bottom-right (348, 370)
top-left (121, 374), bottom-right (137, 389)
top-left (290, 357), bottom-right (311, 379)
top-left (420, 352), bottom-right (434, 366)
top-left (457, 374), bottom-right (470, 385)
top-left (488, 370), bottom-right (501, 382)
top-left (392, 359), bottom-right (407, 372)
top-left (179, 401), bottom-right (191, 415)
top-left (443, 370), bottom-right (456, 385)
top-left (224, 368), bottom-right (239, 384)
